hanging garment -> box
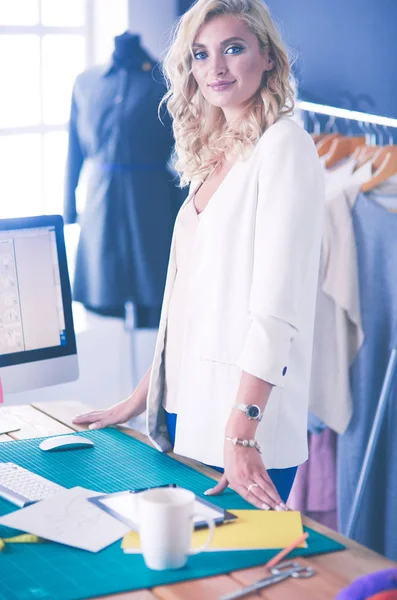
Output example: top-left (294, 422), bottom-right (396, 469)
top-left (338, 177), bottom-right (397, 560)
top-left (64, 45), bottom-right (182, 323)
top-left (290, 159), bottom-right (372, 527)
top-left (288, 428), bottom-right (337, 529)
top-left (309, 160), bottom-right (372, 434)
top-left (324, 157), bottom-right (370, 197)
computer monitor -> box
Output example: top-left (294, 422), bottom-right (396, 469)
top-left (0, 215), bottom-right (78, 405)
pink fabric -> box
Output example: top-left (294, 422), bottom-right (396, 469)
top-left (288, 428), bottom-right (337, 530)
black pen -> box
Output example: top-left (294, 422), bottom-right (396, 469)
top-left (129, 483), bottom-right (177, 494)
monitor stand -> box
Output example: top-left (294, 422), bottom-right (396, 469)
top-left (0, 377), bottom-right (21, 435)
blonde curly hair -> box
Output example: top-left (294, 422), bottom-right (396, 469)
top-left (161, 0), bottom-right (295, 187)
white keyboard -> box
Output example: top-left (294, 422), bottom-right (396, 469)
top-left (0, 462), bottom-right (66, 507)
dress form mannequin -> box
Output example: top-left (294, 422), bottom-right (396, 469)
top-left (112, 32), bottom-right (153, 71)
top-left (64, 33), bottom-right (182, 328)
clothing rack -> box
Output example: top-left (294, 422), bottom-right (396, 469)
top-left (298, 99), bottom-right (397, 542)
top-left (345, 327), bottom-right (397, 538)
top-left (297, 100), bottom-right (397, 129)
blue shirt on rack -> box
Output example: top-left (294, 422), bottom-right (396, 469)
top-left (338, 186), bottom-right (397, 560)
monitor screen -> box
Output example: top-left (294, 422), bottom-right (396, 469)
top-left (1, 224), bottom-right (67, 354)
top-left (0, 215), bottom-right (78, 394)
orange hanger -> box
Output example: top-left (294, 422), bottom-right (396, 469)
top-left (353, 145), bottom-right (378, 170)
top-left (361, 145), bottom-right (397, 192)
top-left (312, 133), bottom-right (326, 144)
top-left (371, 144), bottom-right (395, 166)
top-left (351, 145), bottom-right (363, 161)
top-left (325, 136), bottom-right (365, 169)
top-left (316, 133), bottom-right (342, 157)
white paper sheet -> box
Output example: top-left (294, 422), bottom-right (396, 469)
top-left (0, 487), bottom-right (130, 552)
top-left (0, 421), bottom-right (21, 434)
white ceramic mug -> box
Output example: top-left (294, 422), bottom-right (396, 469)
top-left (137, 487), bottom-right (215, 570)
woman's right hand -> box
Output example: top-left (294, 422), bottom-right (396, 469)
top-left (73, 366), bottom-right (151, 430)
top-left (72, 396), bottom-right (142, 430)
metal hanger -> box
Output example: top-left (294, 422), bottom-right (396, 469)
top-left (382, 125), bottom-right (394, 146)
top-left (309, 111), bottom-right (325, 144)
top-left (361, 145), bottom-right (397, 192)
top-left (372, 123), bottom-right (384, 146)
top-left (316, 116), bottom-right (342, 157)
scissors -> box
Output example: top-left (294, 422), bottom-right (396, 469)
top-left (218, 561), bottom-right (315, 600)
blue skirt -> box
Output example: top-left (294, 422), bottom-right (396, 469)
top-left (165, 412), bottom-right (297, 504)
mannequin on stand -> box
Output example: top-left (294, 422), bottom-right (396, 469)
top-left (64, 31), bottom-right (182, 329)
top-left (64, 31), bottom-right (182, 390)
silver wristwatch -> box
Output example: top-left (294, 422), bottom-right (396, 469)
top-left (234, 403), bottom-right (263, 421)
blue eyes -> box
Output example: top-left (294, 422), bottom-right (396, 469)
top-left (194, 51), bottom-right (207, 61)
top-left (193, 45), bottom-right (244, 60)
top-left (226, 45), bottom-right (243, 55)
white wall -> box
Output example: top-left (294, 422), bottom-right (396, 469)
top-left (92, 0), bottom-right (129, 65)
top-left (5, 304), bottom-right (154, 433)
top-left (6, 306), bottom-right (131, 407)
top-left (3, 1), bottom-right (177, 432)
top-left (128, 0), bottom-right (178, 59)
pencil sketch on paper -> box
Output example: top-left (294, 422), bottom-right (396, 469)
top-left (0, 487), bottom-right (130, 552)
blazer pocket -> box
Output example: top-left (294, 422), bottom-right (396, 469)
top-left (201, 354), bottom-right (237, 367)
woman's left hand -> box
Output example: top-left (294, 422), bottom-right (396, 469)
top-left (204, 441), bottom-right (288, 511)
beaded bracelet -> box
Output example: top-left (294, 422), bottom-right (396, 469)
top-left (225, 436), bottom-right (262, 454)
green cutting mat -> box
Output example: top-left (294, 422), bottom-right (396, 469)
top-left (0, 429), bottom-right (345, 600)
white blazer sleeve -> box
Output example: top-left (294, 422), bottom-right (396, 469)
top-left (237, 126), bottom-right (324, 387)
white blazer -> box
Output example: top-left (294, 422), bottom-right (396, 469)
top-left (146, 116), bottom-right (325, 469)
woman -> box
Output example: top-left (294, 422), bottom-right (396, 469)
top-left (74, 0), bottom-right (324, 511)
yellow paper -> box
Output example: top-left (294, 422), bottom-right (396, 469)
top-left (122, 510), bottom-right (305, 552)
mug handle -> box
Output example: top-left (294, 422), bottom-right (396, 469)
top-left (188, 513), bottom-right (215, 555)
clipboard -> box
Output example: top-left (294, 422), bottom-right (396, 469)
top-left (88, 484), bottom-right (237, 530)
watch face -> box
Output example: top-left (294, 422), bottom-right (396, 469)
top-left (247, 405), bottom-right (260, 419)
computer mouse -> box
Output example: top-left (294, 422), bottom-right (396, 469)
top-left (39, 435), bottom-right (94, 452)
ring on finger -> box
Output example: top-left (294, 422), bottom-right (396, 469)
top-left (247, 483), bottom-right (259, 493)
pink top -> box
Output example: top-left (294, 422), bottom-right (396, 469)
top-left (162, 198), bottom-right (201, 413)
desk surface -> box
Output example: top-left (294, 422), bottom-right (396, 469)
top-left (0, 401), bottom-right (395, 600)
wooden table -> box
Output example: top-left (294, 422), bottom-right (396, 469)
top-left (0, 401), bottom-right (395, 600)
